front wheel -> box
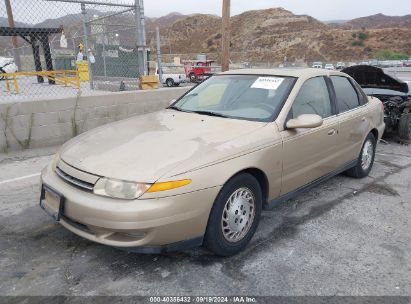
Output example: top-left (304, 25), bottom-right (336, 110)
top-left (204, 173), bottom-right (262, 256)
top-left (345, 133), bottom-right (376, 178)
top-left (189, 73), bottom-right (197, 83)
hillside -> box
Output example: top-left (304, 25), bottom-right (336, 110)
top-left (149, 8), bottom-right (411, 62)
top-left (339, 13), bottom-right (411, 29)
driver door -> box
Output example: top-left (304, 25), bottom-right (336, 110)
top-left (280, 76), bottom-right (340, 195)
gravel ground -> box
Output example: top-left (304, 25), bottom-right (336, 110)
top-left (0, 140), bottom-right (410, 297)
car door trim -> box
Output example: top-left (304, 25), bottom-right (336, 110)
top-left (264, 159), bottom-right (357, 210)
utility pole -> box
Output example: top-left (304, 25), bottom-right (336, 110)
top-left (156, 27), bottom-right (162, 86)
top-left (221, 0), bottom-right (230, 72)
top-left (4, 0), bottom-right (21, 69)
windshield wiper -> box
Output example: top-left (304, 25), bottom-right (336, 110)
top-left (191, 110), bottom-right (228, 118)
top-left (168, 105), bottom-right (184, 112)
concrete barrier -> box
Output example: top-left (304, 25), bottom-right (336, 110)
top-left (0, 87), bottom-right (190, 152)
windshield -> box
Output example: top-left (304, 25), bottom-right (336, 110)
top-left (172, 75), bottom-right (295, 122)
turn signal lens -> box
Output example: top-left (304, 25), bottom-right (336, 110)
top-left (147, 179), bottom-right (192, 193)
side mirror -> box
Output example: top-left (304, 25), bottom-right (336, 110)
top-left (286, 114), bottom-right (323, 129)
top-left (169, 99), bottom-right (176, 106)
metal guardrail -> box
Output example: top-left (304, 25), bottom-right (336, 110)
top-left (0, 70), bottom-right (80, 94)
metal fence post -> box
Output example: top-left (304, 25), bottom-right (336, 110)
top-left (81, 2), bottom-right (94, 89)
top-left (140, 0), bottom-right (147, 75)
top-left (134, 0), bottom-right (143, 77)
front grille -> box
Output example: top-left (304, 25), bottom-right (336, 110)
top-left (56, 167), bottom-right (94, 191)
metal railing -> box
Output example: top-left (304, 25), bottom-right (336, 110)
top-left (1, 70), bottom-right (80, 94)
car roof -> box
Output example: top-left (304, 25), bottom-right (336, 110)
top-left (219, 68), bottom-right (348, 79)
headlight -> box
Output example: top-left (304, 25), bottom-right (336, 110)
top-left (93, 178), bottom-right (192, 200)
top-left (94, 178), bottom-right (151, 200)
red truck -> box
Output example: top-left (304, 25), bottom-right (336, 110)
top-left (184, 60), bottom-right (215, 83)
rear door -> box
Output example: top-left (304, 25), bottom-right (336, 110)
top-left (330, 76), bottom-right (369, 165)
top-left (280, 76), bottom-right (340, 195)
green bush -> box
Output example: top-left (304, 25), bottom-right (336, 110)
top-left (352, 33), bottom-right (357, 38)
top-left (375, 50), bottom-right (409, 60)
top-left (358, 32), bottom-right (368, 40)
top-left (352, 40), bottom-right (364, 47)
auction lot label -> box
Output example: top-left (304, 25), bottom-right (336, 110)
top-left (251, 77), bottom-right (284, 90)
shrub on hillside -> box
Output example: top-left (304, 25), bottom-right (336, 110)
top-left (375, 50), bottom-right (409, 60)
top-left (352, 41), bottom-right (364, 47)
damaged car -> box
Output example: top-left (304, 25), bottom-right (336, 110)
top-left (342, 65), bottom-right (411, 142)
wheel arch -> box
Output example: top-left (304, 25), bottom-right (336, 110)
top-left (370, 128), bottom-right (379, 141)
top-left (229, 167), bottom-right (269, 205)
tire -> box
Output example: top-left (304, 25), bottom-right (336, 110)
top-left (166, 78), bottom-right (174, 87)
top-left (204, 173), bottom-right (262, 256)
top-left (398, 113), bottom-right (411, 141)
top-left (345, 133), bottom-right (376, 178)
top-left (189, 73), bottom-right (197, 83)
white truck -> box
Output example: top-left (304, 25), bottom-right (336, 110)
top-left (156, 65), bottom-right (188, 87)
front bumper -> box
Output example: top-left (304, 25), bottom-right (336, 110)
top-left (40, 164), bottom-right (220, 250)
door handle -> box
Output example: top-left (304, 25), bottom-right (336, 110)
top-left (328, 129), bottom-right (336, 136)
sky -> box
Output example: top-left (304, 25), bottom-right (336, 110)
top-left (145, 0), bottom-right (411, 21)
top-left (1, 0), bottom-right (411, 23)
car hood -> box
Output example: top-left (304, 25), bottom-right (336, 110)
top-left (342, 65), bottom-right (409, 94)
top-left (60, 110), bottom-right (268, 182)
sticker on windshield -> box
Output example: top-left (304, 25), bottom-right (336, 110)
top-left (251, 77), bottom-right (284, 90)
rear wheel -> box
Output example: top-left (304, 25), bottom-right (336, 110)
top-left (345, 133), bottom-right (376, 178)
top-left (166, 78), bottom-right (174, 87)
top-left (398, 113), bottom-right (411, 141)
top-left (204, 173), bottom-right (262, 256)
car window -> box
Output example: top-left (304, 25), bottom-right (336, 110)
top-left (291, 77), bottom-right (332, 118)
top-left (331, 76), bottom-right (360, 112)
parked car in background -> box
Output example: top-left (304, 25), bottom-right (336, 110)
top-left (312, 62), bottom-right (323, 69)
top-left (343, 65), bottom-right (411, 142)
top-left (403, 61), bottom-right (411, 67)
top-left (369, 60), bottom-right (379, 67)
top-left (324, 63), bottom-right (335, 70)
top-left (156, 65), bottom-right (188, 87)
top-left (40, 68), bottom-right (385, 256)
top-left (0, 57), bottom-right (18, 79)
top-left (336, 62), bottom-right (346, 70)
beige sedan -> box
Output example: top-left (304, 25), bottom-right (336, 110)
top-left (40, 69), bottom-right (385, 256)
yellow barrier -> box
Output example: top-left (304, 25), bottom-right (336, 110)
top-left (139, 75), bottom-right (159, 90)
top-left (76, 61), bottom-right (89, 81)
top-left (0, 70), bottom-right (80, 95)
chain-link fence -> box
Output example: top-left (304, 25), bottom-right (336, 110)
top-left (0, 0), bottom-right (147, 102)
